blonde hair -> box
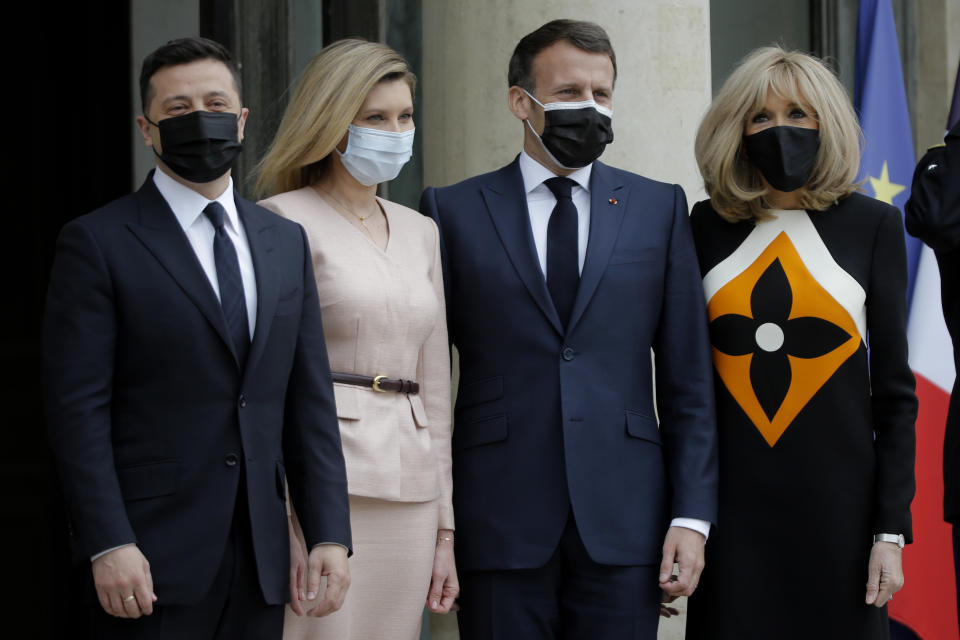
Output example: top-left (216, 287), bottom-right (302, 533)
top-left (255, 39), bottom-right (415, 197)
top-left (695, 46), bottom-right (861, 222)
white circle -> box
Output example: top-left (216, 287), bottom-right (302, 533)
top-left (755, 322), bottom-right (785, 352)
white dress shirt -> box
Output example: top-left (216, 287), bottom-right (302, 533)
top-left (518, 150), bottom-right (592, 277)
top-left (518, 149), bottom-right (711, 541)
top-left (153, 168), bottom-right (258, 337)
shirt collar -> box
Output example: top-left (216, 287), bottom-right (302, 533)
top-left (518, 149), bottom-right (593, 195)
top-left (152, 167), bottom-right (240, 233)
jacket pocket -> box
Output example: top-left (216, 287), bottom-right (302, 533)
top-left (117, 460), bottom-right (180, 501)
top-left (625, 410), bottom-right (661, 445)
top-left (408, 394), bottom-right (429, 428)
top-left (455, 376), bottom-right (503, 410)
top-left (333, 383), bottom-right (362, 421)
top-left (455, 377), bottom-right (505, 427)
top-left (452, 414), bottom-right (509, 453)
top-left (274, 286), bottom-right (301, 316)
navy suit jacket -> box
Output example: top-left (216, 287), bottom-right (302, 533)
top-left (421, 159), bottom-right (718, 571)
top-left (43, 173), bottom-right (351, 605)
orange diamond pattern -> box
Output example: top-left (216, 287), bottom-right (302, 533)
top-left (708, 232), bottom-right (861, 446)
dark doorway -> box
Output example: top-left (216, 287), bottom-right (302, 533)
top-left (2, 4), bottom-right (132, 637)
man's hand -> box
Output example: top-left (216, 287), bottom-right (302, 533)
top-left (865, 542), bottom-right (904, 607)
top-left (426, 530), bottom-right (459, 614)
top-left (304, 544), bottom-right (350, 617)
top-left (91, 545), bottom-right (157, 618)
top-left (287, 516), bottom-right (308, 615)
top-left (659, 526), bottom-right (706, 598)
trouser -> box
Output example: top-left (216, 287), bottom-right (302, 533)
top-left (457, 512), bottom-right (661, 640)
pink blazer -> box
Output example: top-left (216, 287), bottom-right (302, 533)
top-left (259, 187), bottom-right (453, 530)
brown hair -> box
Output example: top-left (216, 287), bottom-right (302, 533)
top-left (508, 19), bottom-right (617, 92)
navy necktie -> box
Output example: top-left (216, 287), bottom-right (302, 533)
top-left (544, 177), bottom-right (580, 329)
top-left (203, 201), bottom-right (250, 367)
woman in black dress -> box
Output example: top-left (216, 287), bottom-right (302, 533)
top-left (685, 46), bottom-right (917, 639)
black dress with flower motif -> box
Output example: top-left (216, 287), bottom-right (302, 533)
top-left (685, 194), bottom-right (917, 640)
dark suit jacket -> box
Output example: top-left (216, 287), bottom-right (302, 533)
top-left (905, 121), bottom-right (960, 523)
top-left (42, 173), bottom-right (351, 605)
top-left (420, 158), bottom-right (718, 571)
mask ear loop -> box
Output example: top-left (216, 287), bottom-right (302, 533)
top-left (520, 89), bottom-right (555, 163)
top-left (523, 116), bottom-right (575, 172)
top-left (523, 89), bottom-right (546, 110)
top-left (336, 125), bottom-right (356, 159)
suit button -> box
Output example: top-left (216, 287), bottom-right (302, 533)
top-left (225, 453), bottom-right (239, 467)
top-left (561, 347), bottom-right (575, 361)
top-left (238, 393), bottom-right (247, 408)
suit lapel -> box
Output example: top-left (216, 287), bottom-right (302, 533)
top-left (126, 175), bottom-right (238, 365)
top-left (567, 161), bottom-right (628, 334)
top-left (482, 161), bottom-right (564, 336)
top-left (239, 196), bottom-right (278, 378)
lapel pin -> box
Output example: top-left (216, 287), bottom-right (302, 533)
top-left (608, 197), bottom-right (618, 205)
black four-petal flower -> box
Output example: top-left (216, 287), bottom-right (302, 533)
top-left (710, 258), bottom-right (850, 420)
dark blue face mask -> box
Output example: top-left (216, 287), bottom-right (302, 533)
top-left (744, 126), bottom-right (820, 192)
top-left (145, 110), bottom-right (243, 183)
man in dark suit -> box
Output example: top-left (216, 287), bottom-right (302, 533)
top-left (905, 118), bottom-right (960, 626)
top-left (420, 19), bottom-right (718, 640)
top-left (43, 37), bottom-right (351, 639)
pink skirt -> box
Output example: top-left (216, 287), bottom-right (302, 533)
top-left (283, 495), bottom-right (439, 640)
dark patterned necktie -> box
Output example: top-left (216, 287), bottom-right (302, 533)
top-left (203, 201), bottom-right (250, 367)
top-left (544, 177), bottom-right (580, 329)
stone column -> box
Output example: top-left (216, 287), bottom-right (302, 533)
top-left (421, 0), bottom-right (713, 204)
top-left (913, 0), bottom-right (960, 153)
top-left (420, 4), bottom-right (712, 639)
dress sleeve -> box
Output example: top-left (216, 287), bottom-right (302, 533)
top-left (866, 205), bottom-right (918, 540)
top-left (418, 218), bottom-right (455, 530)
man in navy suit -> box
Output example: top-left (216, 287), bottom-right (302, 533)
top-left (420, 20), bottom-right (718, 639)
top-left (43, 37), bottom-right (351, 639)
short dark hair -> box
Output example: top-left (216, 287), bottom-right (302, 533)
top-left (139, 37), bottom-right (241, 113)
top-left (508, 19), bottom-right (617, 93)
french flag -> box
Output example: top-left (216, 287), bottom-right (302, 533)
top-left (857, 1), bottom-right (959, 638)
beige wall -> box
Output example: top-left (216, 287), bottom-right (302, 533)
top-left (421, 0), bottom-right (713, 205)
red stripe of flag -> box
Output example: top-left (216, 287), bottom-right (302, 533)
top-left (891, 373), bottom-right (958, 639)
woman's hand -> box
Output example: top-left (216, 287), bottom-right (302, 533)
top-left (426, 529), bottom-right (459, 614)
top-left (288, 514), bottom-right (309, 615)
top-left (865, 541), bottom-right (904, 607)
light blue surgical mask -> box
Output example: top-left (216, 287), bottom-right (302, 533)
top-left (337, 124), bottom-right (415, 186)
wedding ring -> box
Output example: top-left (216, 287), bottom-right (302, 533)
top-left (123, 595), bottom-right (136, 603)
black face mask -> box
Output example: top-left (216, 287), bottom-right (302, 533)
top-left (743, 126), bottom-right (820, 192)
top-left (526, 91), bottom-right (614, 169)
top-left (146, 111), bottom-right (243, 183)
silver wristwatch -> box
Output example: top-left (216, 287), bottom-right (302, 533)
top-left (873, 533), bottom-right (905, 549)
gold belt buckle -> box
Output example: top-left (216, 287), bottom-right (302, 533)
top-left (372, 375), bottom-right (388, 392)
